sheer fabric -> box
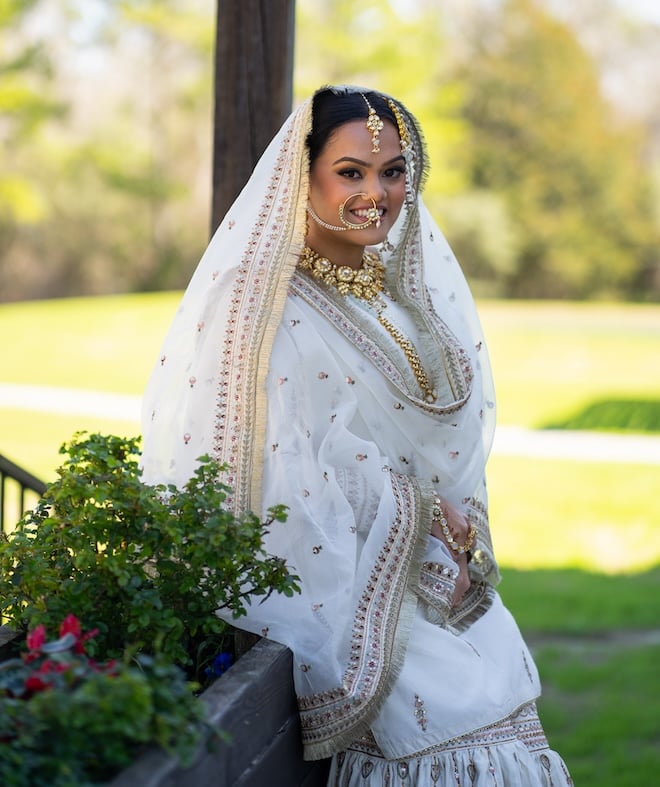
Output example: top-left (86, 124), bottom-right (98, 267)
top-left (141, 86), bottom-right (571, 782)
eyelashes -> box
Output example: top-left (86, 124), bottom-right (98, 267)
top-left (337, 167), bottom-right (405, 179)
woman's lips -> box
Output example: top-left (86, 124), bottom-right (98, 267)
top-left (351, 207), bottom-right (385, 223)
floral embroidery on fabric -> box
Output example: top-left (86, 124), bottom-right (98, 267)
top-left (414, 693), bottom-right (428, 731)
top-left (297, 473), bottom-right (423, 754)
top-left (417, 561), bottom-right (458, 626)
top-left (291, 272), bottom-right (472, 416)
top-left (211, 115), bottom-right (306, 513)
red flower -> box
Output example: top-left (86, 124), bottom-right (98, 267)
top-left (59, 614), bottom-right (81, 639)
top-left (26, 624), bottom-right (46, 653)
top-left (24, 675), bottom-right (50, 693)
top-left (71, 627), bottom-right (98, 655)
top-left (38, 659), bottom-right (72, 675)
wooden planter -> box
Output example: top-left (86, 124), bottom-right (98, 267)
top-left (110, 638), bottom-right (330, 787)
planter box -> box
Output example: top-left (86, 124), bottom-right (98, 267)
top-left (110, 638), bottom-right (330, 787)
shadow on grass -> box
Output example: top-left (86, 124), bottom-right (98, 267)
top-left (541, 398), bottom-right (660, 433)
top-left (498, 566), bottom-right (660, 785)
top-left (498, 565), bottom-right (660, 633)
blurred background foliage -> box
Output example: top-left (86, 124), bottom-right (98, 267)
top-left (1, 0), bottom-right (659, 302)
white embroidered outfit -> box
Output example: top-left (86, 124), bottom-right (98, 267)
top-left (141, 86), bottom-right (572, 785)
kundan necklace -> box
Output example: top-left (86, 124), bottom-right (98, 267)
top-left (299, 246), bottom-right (437, 403)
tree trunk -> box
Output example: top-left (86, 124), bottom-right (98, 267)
top-left (211, 0), bottom-right (296, 234)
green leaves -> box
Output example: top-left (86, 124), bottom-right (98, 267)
top-left (0, 639), bottom-right (206, 786)
top-left (0, 431), bottom-right (299, 678)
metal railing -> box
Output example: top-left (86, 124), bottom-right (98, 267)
top-left (0, 454), bottom-right (47, 533)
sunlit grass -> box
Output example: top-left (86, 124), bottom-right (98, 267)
top-left (478, 299), bottom-right (660, 429)
top-left (0, 408), bottom-right (139, 483)
top-left (0, 292), bottom-right (180, 394)
top-left (488, 455), bottom-right (660, 572)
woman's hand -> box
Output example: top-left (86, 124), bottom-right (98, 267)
top-left (430, 498), bottom-right (471, 607)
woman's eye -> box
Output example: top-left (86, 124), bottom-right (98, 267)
top-left (384, 167), bottom-right (405, 178)
top-left (338, 168), bottom-right (362, 179)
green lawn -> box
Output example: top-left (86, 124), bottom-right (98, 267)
top-left (0, 292), bottom-right (180, 395)
top-left (478, 299), bottom-right (660, 431)
top-left (2, 294), bottom-right (659, 785)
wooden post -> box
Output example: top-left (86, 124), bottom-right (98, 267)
top-left (211, 0), bottom-right (296, 234)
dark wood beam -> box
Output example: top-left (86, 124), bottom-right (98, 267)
top-left (211, 0), bottom-right (296, 234)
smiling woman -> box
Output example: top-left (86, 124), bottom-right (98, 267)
top-left (140, 85), bottom-right (573, 786)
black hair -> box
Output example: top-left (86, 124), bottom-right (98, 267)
top-left (306, 88), bottom-right (399, 166)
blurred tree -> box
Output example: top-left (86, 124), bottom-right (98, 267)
top-left (212, 0), bottom-right (295, 230)
top-left (1, 0), bottom-right (215, 301)
top-left (0, 0), bottom-right (65, 296)
top-left (456, 0), bottom-right (659, 299)
top-left (61, 0), bottom-right (215, 293)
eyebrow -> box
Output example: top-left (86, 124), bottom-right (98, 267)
top-left (332, 155), bottom-right (406, 167)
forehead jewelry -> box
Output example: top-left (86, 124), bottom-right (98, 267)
top-left (386, 99), bottom-right (411, 152)
top-left (362, 94), bottom-right (384, 153)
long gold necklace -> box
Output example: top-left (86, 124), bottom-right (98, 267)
top-left (299, 246), bottom-right (437, 403)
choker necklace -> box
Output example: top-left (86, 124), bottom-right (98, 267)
top-left (299, 246), bottom-right (385, 301)
top-left (299, 246), bottom-right (437, 403)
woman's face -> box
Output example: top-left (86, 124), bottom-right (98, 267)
top-left (307, 118), bottom-right (406, 259)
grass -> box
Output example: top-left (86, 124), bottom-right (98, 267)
top-left (478, 299), bottom-right (660, 430)
top-left (488, 455), bottom-right (660, 573)
top-left (0, 292), bottom-right (180, 394)
top-left (534, 644), bottom-right (659, 784)
top-left (498, 566), bottom-right (660, 784)
top-left (498, 566), bottom-right (660, 633)
top-left (2, 293), bottom-right (659, 785)
top-left (544, 397), bottom-right (660, 433)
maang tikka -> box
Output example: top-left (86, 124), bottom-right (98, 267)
top-left (362, 94), bottom-right (384, 153)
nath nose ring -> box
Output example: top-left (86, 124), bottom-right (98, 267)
top-left (338, 193), bottom-right (381, 230)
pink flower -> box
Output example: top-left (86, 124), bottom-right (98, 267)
top-left (26, 624), bottom-right (46, 653)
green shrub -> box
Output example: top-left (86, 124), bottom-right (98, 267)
top-left (0, 432), bottom-right (300, 680)
top-left (0, 615), bottom-right (207, 786)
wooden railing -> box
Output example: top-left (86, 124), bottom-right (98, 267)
top-left (0, 454), bottom-right (46, 533)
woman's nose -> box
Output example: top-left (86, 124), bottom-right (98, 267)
top-left (367, 177), bottom-right (387, 201)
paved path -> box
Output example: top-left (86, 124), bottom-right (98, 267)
top-left (2, 383), bottom-right (660, 465)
